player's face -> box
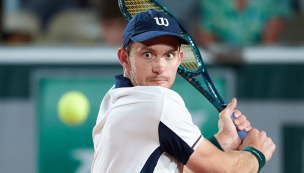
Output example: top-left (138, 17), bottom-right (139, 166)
top-left (127, 36), bottom-right (183, 88)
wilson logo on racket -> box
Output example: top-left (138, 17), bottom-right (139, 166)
top-left (154, 17), bottom-right (169, 26)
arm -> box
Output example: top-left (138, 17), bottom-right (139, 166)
top-left (185, 128), bottom-right (276, 173)
top-left (184, 99), bottom-right (275, 172)
top-left (186, 138), bottom-right (259, 173)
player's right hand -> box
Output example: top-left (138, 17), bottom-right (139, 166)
top-left (239, 128), bottom-right (276, 162)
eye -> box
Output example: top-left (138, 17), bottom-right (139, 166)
top-left (166, 53), bottom-right (174, 59)
top-left (143, 53), bottom-right (153, 58)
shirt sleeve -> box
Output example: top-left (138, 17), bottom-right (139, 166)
top-left (158, 94), bottom-right (203, 165)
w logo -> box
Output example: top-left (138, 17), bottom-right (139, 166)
top-left (154, 17), bottom-right (169, 27)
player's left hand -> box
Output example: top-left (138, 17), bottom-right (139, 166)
top-left (214, 98), bottom-right (252, 151)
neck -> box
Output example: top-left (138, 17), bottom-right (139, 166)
top-left (123, 69), bottom-right (130, 79)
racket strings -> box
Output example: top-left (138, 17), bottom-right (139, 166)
top-left (180, 45), bottom-right (200, 72)
top-left (125, 0), bottom-right (162, 17)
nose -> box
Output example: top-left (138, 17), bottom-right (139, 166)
top-left (152, 57), bottom-right (166, 75)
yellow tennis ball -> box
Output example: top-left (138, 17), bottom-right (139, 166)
top-left (57, 91), bottom-right (90, 126)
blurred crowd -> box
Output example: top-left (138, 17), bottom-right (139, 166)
top-left (0, 0), bottom-right (303, 47)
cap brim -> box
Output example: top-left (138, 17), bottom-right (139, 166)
top-left (130, 31), bottom-right (190, 45)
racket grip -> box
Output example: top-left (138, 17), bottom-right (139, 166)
top-left (230, 113), bottom-right (248, 141)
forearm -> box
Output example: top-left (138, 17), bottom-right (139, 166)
top-left (223, 150), bottom-right (259, 173)
top-left (188, 150), bottom-right (259, 173)
top-left (209, 136), bottom-right (259, 172)
top-left (186, 138), bottom-right (259, 173)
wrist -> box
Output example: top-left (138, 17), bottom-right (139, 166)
top-left (242, 147), bottom-right (266, 172)
top-left (214, 133), bottom-right (238, 151)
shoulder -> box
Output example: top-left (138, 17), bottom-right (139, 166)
top-left (139, 86), bottom-right (186, 107)
top-left (109, 86), bottom-right (185, 106)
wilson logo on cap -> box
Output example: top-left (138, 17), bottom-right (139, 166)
top-left (154, 17), bottom-right (169, 27)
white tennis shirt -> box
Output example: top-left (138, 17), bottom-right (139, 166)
top-left (91, 75), bottom-right (203, 173)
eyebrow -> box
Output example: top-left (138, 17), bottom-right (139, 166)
top-left (140, 46), bottom-right (154, 52)
top-left (140, 45), bottom-right (179, 52)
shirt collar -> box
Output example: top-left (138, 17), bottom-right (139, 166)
top-left (115, 75), bottom-right (134, 88)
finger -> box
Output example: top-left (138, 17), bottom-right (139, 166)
top-left (234, 114), bottom-right (247, 125)
top-left (250, 128), bottom-right (259, 135)
top-left (222, 98), bottom-right (237, 117)
top-left (233, 110), bottom-right (242, 118)
top-left (244, 125), bottom-right (252, 132)
top-left (237, 120), bottom-right (250, 131)
top-left (267, 139), bottom-right (276, 162)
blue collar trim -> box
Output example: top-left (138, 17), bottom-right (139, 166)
top-left (115, 75), bottom-right (133, 88)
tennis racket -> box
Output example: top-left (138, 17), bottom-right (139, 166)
top-left (118, 0), bottom-right (247, 140)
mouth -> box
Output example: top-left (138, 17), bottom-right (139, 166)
top-left (150, 80), bottom-right (167, 83)
top-left (149, 79), bottom-right (168, 85)
top-left (148, 76), bottom-right (170, 86)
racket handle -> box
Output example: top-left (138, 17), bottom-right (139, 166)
top-left (230, 113), bottom-right (248, 141)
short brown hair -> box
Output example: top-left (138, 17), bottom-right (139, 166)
top-left (124, 40), bottom-right (134, 56)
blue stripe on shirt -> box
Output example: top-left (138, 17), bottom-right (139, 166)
top-left (140, 147), bottom-right (164, 173)
top-left (158, 121), bottom-right (194, 165)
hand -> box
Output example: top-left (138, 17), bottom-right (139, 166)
top-left (239, 128), bottom-right (276, 162)
top-left (214, 98), bottom-right (252, 151)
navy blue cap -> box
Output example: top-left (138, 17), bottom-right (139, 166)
top-left (123, 9), bottom-right (190, 48)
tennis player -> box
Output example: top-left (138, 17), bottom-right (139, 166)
top-left (91, 9), bottom-right (275, 173)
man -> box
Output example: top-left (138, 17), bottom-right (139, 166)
top-left (91, 9), bottom-right (275, 173)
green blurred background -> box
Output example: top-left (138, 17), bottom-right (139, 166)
top-left (1, 0), bottom-right (304, 172)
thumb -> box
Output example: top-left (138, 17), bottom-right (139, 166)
top-left (221, 98), bottom-right (237, 117)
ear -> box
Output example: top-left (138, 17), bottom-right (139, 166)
top-left (178, 49), bottom-right (184, 64)
top-left (117, 48), bottom-right (130, 69)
